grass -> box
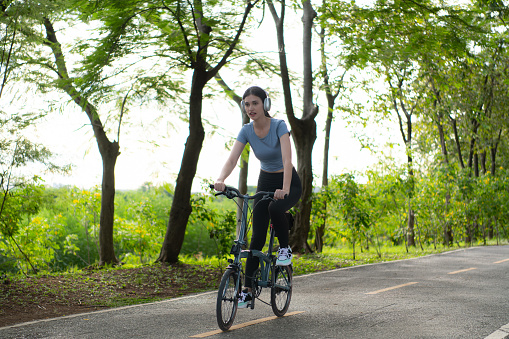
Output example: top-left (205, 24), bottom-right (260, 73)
top-left (292, 243), bottom-right (463, 274)
top-left (1, 241), bottom-right (506, 328)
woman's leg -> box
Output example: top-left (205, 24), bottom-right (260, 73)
top-left (244, 176), bottom-right (271, 288)
top-left (268, 168), bottom-right (302, 248)
top-left (244, 168), bottom-right (302, 286)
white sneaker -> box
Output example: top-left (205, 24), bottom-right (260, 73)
top-left (237, 290), bottom-right (252, 309)
top-left (276, 246), bottom-right (292, 266)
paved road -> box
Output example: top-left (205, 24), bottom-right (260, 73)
top-left (1, 246), bottom-right (509, 339)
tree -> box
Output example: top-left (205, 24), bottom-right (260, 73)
top-left (266, 0), bottom-right (319, 253)
top-left (0, 0), bottom-right (17, 98)
top-left (335, 173), bottom-right (370, 259)
top-left (0, 112), bottom-right (60, 274)
top-left (213, 73), bottom-right (250, 235)
top-left (324, 0), bottom-right (486, 247)
top-left (105, 0), bottom-right (260, 263)
top-left (314, 0), bottom-right (348, 252)
top-left (45, 18), bottom-right (124, 264)
top-left (154, 0), bottom-right (259, 263)
top-left (0, 0), bottom-right (67, 272)
top-left (7, 0), bottom-right (166, 265)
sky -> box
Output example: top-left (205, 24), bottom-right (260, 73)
top-left (32, 91), bottom-right (393, 192)
top-left (21, 4), bottom-right (404, 192)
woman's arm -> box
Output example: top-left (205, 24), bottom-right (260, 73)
top-left (275, 133), bottom-right (293, 200)
top-left (214, 140), bottom-right (246, 191)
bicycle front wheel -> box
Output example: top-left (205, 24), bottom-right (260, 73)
top-left (271, 265), bottom-right (292, 317)
top-left (216, 268), bottom-right (239, 331)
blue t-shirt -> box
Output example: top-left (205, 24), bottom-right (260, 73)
top-left (237, 119), bottom-right (290, 172)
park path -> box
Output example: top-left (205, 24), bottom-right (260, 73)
top-left (1, 245), bottom-right (509, 339)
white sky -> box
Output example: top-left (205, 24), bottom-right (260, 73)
top-left (19, 4), bottom-right (405, 192)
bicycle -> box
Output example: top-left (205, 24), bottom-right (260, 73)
top-left (210, 184), bottom-right (293, 331)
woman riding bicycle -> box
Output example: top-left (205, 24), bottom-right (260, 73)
top-left (214, 86), bottom-right (302, 309)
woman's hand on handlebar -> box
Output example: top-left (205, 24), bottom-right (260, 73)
top-left (274, 189), bottom-right (289, 200)
top-left (214, 181), bottom-right (226, 192)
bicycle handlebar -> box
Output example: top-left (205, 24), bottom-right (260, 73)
top-left (209, 184), bottom-right (276, 201)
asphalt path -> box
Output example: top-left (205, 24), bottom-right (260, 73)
top-left (1, 245), bottom-right (509, 339)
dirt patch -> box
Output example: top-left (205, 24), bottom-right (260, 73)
top-left (0, 263), bottom-right (223, 328)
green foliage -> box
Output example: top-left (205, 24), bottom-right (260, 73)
top-left (185, 194), bottom-right (236, 260)
top-left (0, 109), bottom-right (67, 274)
top-left (310, 161), bottom-right (509, 262)
top-left (1, 165), bottom-right (509, 276)
top-left (0, 183), bottom-right (43, 238)
top-left (331, 174), bottom-right (370, 259)
top-left (0, 183), bottom-right (240, 274)
top-left (0, 183), bottom-right (45, 274)
top-left (113, 185), bottom-right (171, 264)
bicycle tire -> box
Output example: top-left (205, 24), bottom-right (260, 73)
top-left (270, 265), bottom-right (292, 317)
top-left (216, 268), bottom-right (239, 331)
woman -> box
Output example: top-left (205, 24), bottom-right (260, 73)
top-left (214, 86), bottom-right (302, 309)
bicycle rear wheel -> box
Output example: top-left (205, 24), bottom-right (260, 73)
top-left (216, 268), bottom-right (239, 331)
top-left (271, 265), bottom-right (292, 317)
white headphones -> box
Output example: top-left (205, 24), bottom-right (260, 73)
top-left (241, 89), bottom-right (271, 112)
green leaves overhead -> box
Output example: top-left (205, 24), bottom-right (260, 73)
top-left (60, 0), bottom-right (260, 106)
top-left (324, 0), bottom-right (493, 73)
top-left (76, 0), bottom-right (254, 69)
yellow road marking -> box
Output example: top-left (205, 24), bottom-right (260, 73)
top-left (365, 282), bottom-right (419, 295)
top-left (190, 311), bottom-right (305, 338)
top-left (448, 267), bottom-right (477, 275)
top-left (494, 258), bottom-right (509, 264)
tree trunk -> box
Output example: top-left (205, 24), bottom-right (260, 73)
top-left (449, 117), bottom-right (465, 169)
top-left (98, 140), bottom-right (119, 265)
top-left (490, 147), bottom-right (497, 176)
top-left (490, 129), bottom-right (502, 176)
top-left (407, 207), bottom-right (415, 247)
top-left (429, 84), bottom-right (453, 247)
top-left (237, 118), bottom-right (250, 236)
top-left (389, 74), bottom-right (416, 248)
top-left (291, 122), bottom-right (316, 252)
top-left (435, 111), bottom-right (449, 164)
top-left (157, 70), bottom-right (207, 263)
top-left (315, 20), bottom-right (341, 253)
top-left (294, 0), bottom-right (321, 250)
top-left (267, 0), bottom-right (319, 253)
top-left (214, 73), bottom-right (248, 235)
top-left (314, 215), bottom-right (325, 253)
top-left (315, 105), bottom-right (332, 252)
top-left (474, 153), bottom-right (479, 177)
top-left (315, 92), bottom-right (336, 253)
top-left (480, 151), bottom-right (487, 175)
top-left (467, 119), bottom-right (479, 173)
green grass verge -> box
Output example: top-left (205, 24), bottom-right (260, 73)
top-left (184, 240), bottom-right (508, 276)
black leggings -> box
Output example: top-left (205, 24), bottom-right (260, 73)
top-left (245, 167), bottom-right (302, 287)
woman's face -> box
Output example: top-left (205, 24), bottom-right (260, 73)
top-left (243, 94), bottom-right (265, 120)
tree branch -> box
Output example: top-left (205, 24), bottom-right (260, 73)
top-left (209, 0), bottom-right (260, 78)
